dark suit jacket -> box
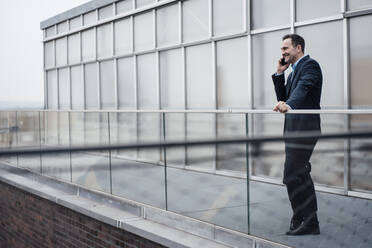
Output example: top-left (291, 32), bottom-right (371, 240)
top-left (272, 55), bottom-right (322, 135)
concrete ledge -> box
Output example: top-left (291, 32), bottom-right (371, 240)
top-left (0, 163), bottom-right (291, 248)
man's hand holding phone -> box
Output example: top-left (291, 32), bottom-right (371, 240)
top-left (277, 57), bottom-right (289, 74)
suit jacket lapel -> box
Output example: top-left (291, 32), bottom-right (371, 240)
top-left (287, 55), bottom-right (310, 97)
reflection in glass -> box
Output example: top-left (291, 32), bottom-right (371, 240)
top-left (295, 0), bottom-right (340, 22)
top-left (157, 4), bottom-right (179, 47)
top-left (137, 53), bottom-right (158, 109)
top-left (164, 113), bottom-right (185, 166)
top-left (58, 68), bottom-right (70, 109)
top-left (100, 60), bottom-right (116, 109)
top-left (138, 113), bottom-right (161, 163)
top-left (213, 0), bottom-right (244, 36)
top-left (71, 66), bottom-right (84, 109)
top-left (56, 37), bottom-right (67, 66)
top-left (47, 70), bottom-right (58, 109)
top-left (182, 0), bottom-right (209, 42)
top-left (68, 34), bottom-right (80, 64)
top-left (114, 18), bottom-right (132, 55)
top-left (97, 24), bottom-right (113, 58)
top-left (85, 63), bottom-right (99, 109)
top-left (251, 0), bottom-right (290, 29)
top-left (82, 28), bottom-right (96, 61)
top-left (0, 112), bottom-right (17, 165)
top-left (44, 41), bottom-right (54, 68)
top-left (118, 57), bottom-right (135, 109)
top-left (134, 11), bottom-right (154, 51)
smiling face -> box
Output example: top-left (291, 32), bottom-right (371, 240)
top-left (281, 38), bottom-right (303, 65)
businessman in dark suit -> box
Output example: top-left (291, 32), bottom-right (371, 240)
top-left (272, 34), bottom-right (322, 235)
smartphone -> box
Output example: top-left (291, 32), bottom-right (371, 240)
top-left (280, 58), bottom-right (287, 66)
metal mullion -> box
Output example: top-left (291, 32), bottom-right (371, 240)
top-left (153, 9), bottom-right (157, 49)
top-left (345, 8), bottom-right (372, 18)
top-left (97, 62), bottom-right (101, 109)
top-left (294, 15), bottom-right (344, 28)
top-left (178, 1), bottom-right (182, 43)
top-left (250, 25), bottom-right (292, 35)
top-left (290, 0), bottom-right (295, 33)
top-left (68, 66), bottom-right (72, 110)
top-left (130, 16), bottom-right (134, 52)
top-left (342, 2), bottom-right (351, 194)
top-left (243, 0), bottom-right (248, 33)
top-left (212, 41), bottom-right (217, 172)
top-left (114, 59), bottom-right (119, 109)
top-left (156, 49), bottom-right (162, 161)
top-left (134, 55), bottom-right (139, 157)
top-left (209, 0), bottom-right (213, 38)
top-left (183, 46), bottom-right (187, 169)
top-left (53, 40), bottom-right (56, 68)
top-left (95, 26), bottom-right (98, 61)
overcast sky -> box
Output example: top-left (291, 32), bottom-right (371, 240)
top-left (0, 0), bottom-right (90, 108)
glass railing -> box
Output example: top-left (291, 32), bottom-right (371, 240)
top-left (0, 109), bottom-right (372, 247)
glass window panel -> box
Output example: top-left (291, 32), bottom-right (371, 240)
top-left (100, 60), bottom-right (116, 109)
top-left (138, 113), bottom-right (161, 162)
top-left (85, 63), bottom-right (99, 109)
top-left (83, 10), bottom-right (97, 26)
top-left (160, 49), bottom-right (184, 109)
top-left (348, 0), bottom-right (372, 10)
top-left (70, 16), bottom-right (82, 30)
top-left (58, 68), bottom-right (70, 109)
top-left (97, 23), bottom-right (113, 58)
top-left (157, 4), bottom-right (179, 47)
top-left (56, 37), bottom-right (67, 66)
top-left (350, 15), bottom-right (372, 107)
top-left (136, 0), bottom-right (154, 8)
top-left (82, 28), bottom-right (95, 61)
top-left (216, 114), bottom-right (246, 171)
top-left (137, 53), bottom-right (158, 109)
top-left (68, 33), bottom-right (81, 64)
top-left (213, 0), bottom-right (244, 36)
top-left (164, 113), bottom-right (185, 166)
top-left (116, 0), bottom-right (134, 14)
top-left (111, 112), bottom-right (137, 158)
top-left (57, 21), bottom-right (68, 34)
top-left (296, 0), bottom-right (340, 22)
top-left (114, 18), bottom-right (132, 55)
top-left (297, 21), bottom-right (344, 107)
top-left (99, 4), bottom-right (113, 20)
top-left (186, 43), bottom-right (214, 109)
top-left (118, 57), bottom-right (136, 109)
top-left (71, 65), bottom-right (84, 109)
top-left (46, 25), bottom-right (56, 38)
top-left (252, 29), bottom-right (290, 108)
top-left (47, 70), bottom-right (58, 109)
top-left (134, 11), bottom-right (154, 51)
top-left (251, 0), bottom-right (290, 29)
top-left (186, 113), bottom-right (215, 169)
top-left (217, 37), bottom-right (249, 109)
top-left (350, 114), bottom-right (372, 191)
top-left (182, 0), bottom-right (209, 42)
top-left (44, 41), bottom-right (54, 68)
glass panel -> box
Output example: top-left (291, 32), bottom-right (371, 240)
top-left (134, 11), bottom-right (153, 51)
top-left (137, 53), bottom-right (158, 109)
top-left (296, 0), bottom-right (340, 22)
top-left (116, 0), bottom-right (134, 14)
top-left (348, 0), bottom-right (372, 10)
top-left (100, 60), bottom-right (116, 109)
top-left (111, 112), bottom-right (137, 158)
top-left (111, 113), bottom-right (165, 209)
top-left (182, 0), bottom-right (209, 43)
top-left (85, 63), bottom-right (99, 109)
top-left (58, 68), bottom-right (70, 109)
top-left (0, 112), bottom-right (17, 164)
top-left (213, 0), bottom-right (244, 36)
top-left (186, 113), bottom-right (215, 169)
top-left (17, 112), bottom-right (41, 172)
top-left (138, 113), bottom-right (162, 163)
top-left (42, 112), bottom-right (71, 181)
top-left (296, 21), bottom-right (344, 108)
top-left (82, 28), bottom-right (95, 61)
top-left (216, 114), bottom-right (246, 171)
top-left (350, 15), bottom-right (372, 107)
top-left (186, 43), bottom-right (214, 109)
top-left (69, 16), bottom-right (82, 30)
top-left (71, 65), bottom-right (84, 109)
top-left (56, 37), bottom-right (67, 66)
top-left (99, 4), bottom-right (113, 20)
top-left (46, 26), bottom-right (56, 38)
top-left (47, 70), bottom-right (58, 109)
top-left (164, 113), bottom-right (185, 166)
top-left (117, 57), bottom-right (136, 109)
top-left (160, 48), bottom-right (184, 109)
top-left (157, 4), bottom-right (179, 47)
top-left (252, 29), bottom-right (290, 108)
top-left (44, 41), bottom-right (54, 68)
top-left (71, 112), bottom-right (110, 193)
top-left (167, 164), bottom-right (247, 232)
top-left (68, 33), bottom-right (80, 64)
top-left (57, 21), bottom-right (68, 34)
top-left (97, 23), bottom-right (113, 58)
top-left (136, 0), bottom-right (154, 8)
top-left (216, 37), bottom-right (249, 109)
top-left (251, 0), bottom-right (290, 29)
top-left (83, 10), bottom-right (97, 26)
top-left (350, 114), bottom-right (372, 191)
top-left (114, 18), bottom-right (132, 55)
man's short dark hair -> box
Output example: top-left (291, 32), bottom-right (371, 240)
top-left (282, 34), bottom-right (305, 53)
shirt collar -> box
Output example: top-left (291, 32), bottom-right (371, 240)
top-left (291, 55), bottom-right (306, 71)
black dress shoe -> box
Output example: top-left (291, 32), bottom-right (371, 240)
top-left (289, 217), bottom-right (302, 231)
top-left (286, 214), bottom-right (320, 235)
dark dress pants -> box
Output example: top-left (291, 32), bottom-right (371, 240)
top-left (283, 139), bottom-right (318, 220)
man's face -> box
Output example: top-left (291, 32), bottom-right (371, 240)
top-left (281, 38), bottom-right (301, 64)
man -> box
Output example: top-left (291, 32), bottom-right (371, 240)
top-left (272, 34), bottom-right (322, 235)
